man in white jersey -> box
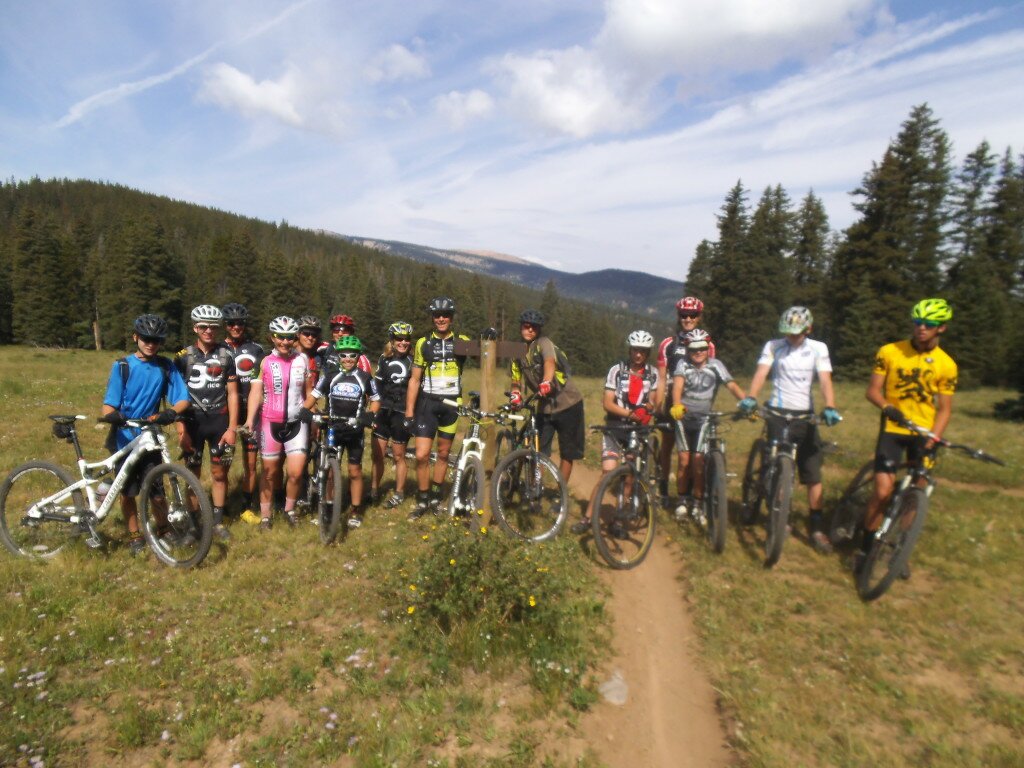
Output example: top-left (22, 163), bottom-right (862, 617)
top-left (739, 306), bottom-right (841, 554)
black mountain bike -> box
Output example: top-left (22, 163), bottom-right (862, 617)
top-left (678, 411), bottom-right (735, 554)
top-left (298, 414), bottom-right (354, 545)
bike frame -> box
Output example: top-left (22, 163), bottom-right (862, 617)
top-left (26, 419), bottom-right (173, 527)
top-left (757, 407), bottom-right (815, 495)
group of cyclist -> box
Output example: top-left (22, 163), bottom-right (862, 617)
top-left (103, 290), bottom-right (958, 575)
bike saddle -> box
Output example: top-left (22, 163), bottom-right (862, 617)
top-left (48, 414), bottom-right (85, 424)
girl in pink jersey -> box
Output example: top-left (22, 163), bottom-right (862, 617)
top-left (242, 317), bottom-right (312, 530)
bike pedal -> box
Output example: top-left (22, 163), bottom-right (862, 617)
top-left (84, 534), bottom-right (104, 549)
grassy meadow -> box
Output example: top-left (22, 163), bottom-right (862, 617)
top-left (0, 345), bottom-right (1022, 767)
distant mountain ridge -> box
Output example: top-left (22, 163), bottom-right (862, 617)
top-left (336, 235), bottom-right (683, 321)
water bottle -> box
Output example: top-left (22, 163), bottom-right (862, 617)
top-left (96, 481), bottom-right (111, 503)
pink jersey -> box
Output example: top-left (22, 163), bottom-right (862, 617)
top-left (256, 352), bottom-right (308, 423)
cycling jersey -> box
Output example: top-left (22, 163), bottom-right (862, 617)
top-left (175, 343), bottom-right (237, 414)
top-left (604, 361), bottom-right (659, 422)
top-left (672, 358), bottom-right (733, 416)
top-left (312, 366), bottom-right (380, 421)
top-left (873, 339), bottom-right (957, 435)
top-left (756, 338), bottom-right (832, 412)
top-left (256, 352), bottom-right (308, 424)
top-left (413, 331), bottom-right (470, 397)
top-left (224, 339), bottom-right (265, 403)
top-left (510, 336), bottom-right (582, 415)
top-left (103, 354), bottom-right (189, 449)
top-left (374, 353), bottom-right (413, 411)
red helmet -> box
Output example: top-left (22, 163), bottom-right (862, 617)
top-left (676, 297), bottom-right (704, 314)
top-left (330, 314), bottom-right (355, 329)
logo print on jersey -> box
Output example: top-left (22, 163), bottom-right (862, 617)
top-left (188, 361), bottom-right (220, 389)
top-left (331, 381), bottom-right (362, 400)
top-left (388, 359), bottom-right (409, 385)
top-left (895, 366), bottom-right (934, 405)
top-left (270, 361), bottom-right (284, 395)
top-left (235, 353), bottom-right (256, 380)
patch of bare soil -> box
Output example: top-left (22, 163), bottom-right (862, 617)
top-left (555, 462), bottom-right (733, 767)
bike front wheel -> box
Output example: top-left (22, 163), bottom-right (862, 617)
top-left (319, 457), bottom-right (344, 545)
top-left (139, 463), bottom-right (214, 569)
top-left (857, 487), bottom-right (928, 602)
top-left (830, 461), bottom-right (873, 546)
top-left (741, 438), bottom-right (766, 524)
top-left (448, 455), bottom-right (484, 531)
top-left (592, 466), bottom-right (655, 569)
top-left (764, 455), bottom-right (793, 568)
top-left (705, 451), bottom-right (728, 554)
top-left (0, 460), bottom-right (85, 559)
top-left (490, 449), bottom-right (568, 543)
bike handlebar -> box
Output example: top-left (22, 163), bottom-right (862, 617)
top-left (898, 418), bottom-right (1005, 466)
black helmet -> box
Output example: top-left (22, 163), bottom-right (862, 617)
top-left (297, 315), bottom-right (322, 331)
top-left (221, 303), bottom-right (248, 323)
top-left (134, 314), bottom-right (168, 339)
top-left (519, 309), bottom-right (545, 327)
top-left (427, 296), bottom-right (456, 314)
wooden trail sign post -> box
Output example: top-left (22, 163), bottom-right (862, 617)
top-left (453, 332), bottom-right (526, 487)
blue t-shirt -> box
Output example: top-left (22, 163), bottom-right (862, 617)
top-left (103, 355), bottom-right (189, 448)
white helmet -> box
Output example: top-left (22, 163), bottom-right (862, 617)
top-left (684, 329), bottom-right (712, 349)
top-left (191, 304), bottom-right (223, 324)
top-left (627, 330), bottom-right (654, 349)
top-left (778, 306), bottom-right (813, 335)
top-left (268, 316), bottom-right (299, 335)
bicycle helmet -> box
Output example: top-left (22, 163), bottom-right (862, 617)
top-left (684, 329), bottom-right (712, 349)
top-left (268, 316), bottom-right (299, 335)
top-left (519, 309), bottom-right (545, 327)
top-left (778, 306), bottom-right (813, 335)
top-left (297, 315), bottom-right (321, 332)
top-left (221, 303), bottom-right (248, 323)
top-left (334, 335), bottom-right (362, 352)
top-left (676, 296), bottom-right (704, 314)
top-left (191, 304), bottom-right (223, 324)
top-left (627, 330), bottom-right (655, 349)
top-left (427, 296), bottom-right (456, 314)
top-left (388, 321), bottom-right (413, 337)
top-left (134, 314), bottom-right (168, 339)
top-left (911, 298), bottom-right (952, 324)
top-left (330, 314), bottom-right (355, 328)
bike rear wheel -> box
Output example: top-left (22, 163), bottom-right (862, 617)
top-left (741, 438), bottom-right (765, 524)
top-left (0, 460), bottom-right (84, 559)
top-left (319, 457), bottom-right (344, 544)
top-left (490, 448), bottom-right (568, 542)
top-left (857, 487), bottom-right (928, 602)
top-left (705, 451), bottom-right (728, 554)
top-left (764, 455), bottom-right (793, 568)
top-left (592, 465), bottom-right (655, 569)
top-left (448, 455), bottom-right (485, 531)
top-left (139, 463), bottom-right (213, 569)
top-left (830, 461), bottom-right (874, 546)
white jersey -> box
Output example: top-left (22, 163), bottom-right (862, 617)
top-left (756, 338), bottom-right (832, 412)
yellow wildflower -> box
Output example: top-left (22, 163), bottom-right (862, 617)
top-left (449, 558), bottom-right (456, 566)
top-left (407, 606), bottom-right (416, 615)
top-left (409, 584), bottom-right (417, 591)
top-left (421, 534), bottom-right (430, 540)
top-left (528, 595), bottom-right (537, 607)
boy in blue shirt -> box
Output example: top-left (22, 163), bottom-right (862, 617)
top-left (102, 314), bottom-right (190, 555)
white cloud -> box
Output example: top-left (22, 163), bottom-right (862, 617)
top-left (365, 43), bottom-right (430, 83)
top-left (433, 89), bottom-right (494, 129)
top-left (199, 63), bottom-right (304, 126)
top-left (495, 46), bottom-right (648, 138)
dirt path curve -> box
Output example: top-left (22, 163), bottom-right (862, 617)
top-left (566, 463), bottom-right (732, 767)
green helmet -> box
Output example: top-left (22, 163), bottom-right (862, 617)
top-left (388, 321), bottom-right (413, 338)
top-left (911, 298), bottom-right (952, 324)
top-left (334, 335), bottom-right (362, 353)
top-left (778, 306), bottom-right (813, 335)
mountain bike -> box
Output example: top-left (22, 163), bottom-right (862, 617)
top-left (828, 420), bottom-right (1004, 601)
top-left (442, 393), bottom-right (504, 530)
top-left (740, 406), bottom-right (820, 568)
top-left (296, 414), bottom-right (355, 544)
top-left (0, 415), bottom-right (213, 568)
top-left (676, 412), bottom-right (735, 554)
top-left (589, 423), bottom-right (664, 569)
top-left (489, 393), bottom-right (568, 543)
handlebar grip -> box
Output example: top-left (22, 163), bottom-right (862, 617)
top-left (442, 399), bottom-right (460, 408)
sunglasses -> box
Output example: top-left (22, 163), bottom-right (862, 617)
top-left (273, 334), bottom-right (297, 341)
top-left (195, 324), bottom-right (218, 332)
top-left (139, 335), bottom-right (164, 344)
top-left (338, 352), bottom-right (359, 360)
top-left (393, 337), bottom-right (411, 343)
top-left (331, 325), bottom-right (353, 332)
top-left (432, 312), bottom-right (453, 319)
top-left (678, 312), bottom-right (701, 320)
top-left (299, 329), bottom-right (319, 337)
top-left (913, 319), bottom-right (941, 328)
top-left (225, 321), bottom-right (245, 327)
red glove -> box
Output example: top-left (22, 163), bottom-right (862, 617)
top-left (632, 407), bottom-right (652, 425)
top-left (538, 380), bottom-right (553, 397)
top-left (509, 391), bottom-right (523, 410)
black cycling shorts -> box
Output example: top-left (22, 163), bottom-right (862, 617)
top-left (411, 395), bottom-right (458, 440)
top-left (117, 452), bottom-right (163, 499)
top-left (372, 408), bottom-right (411, 445)
top-left (874, 431), bottom-right (932, 473)
top-left (184, 411), bottom-right (230, 464)
top-left (766, 412), bottom-right (823, 485)
top-left (674, 414), bottom-right (710, 453)
top-left (536, 400), bottom-right (585, 461)
top-left (327, 427), bottom-right (365, 465)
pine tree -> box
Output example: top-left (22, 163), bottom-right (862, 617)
top-left (984, 149), bottom-right (1024, 296)
top-left (791, 190), bottom-right (831, 317)
top-left (702, 181), bottom-right (750, 358)
top-left (684, 239), bottom-right (715, 302)
top-left (11, 208), bottom-right (74, 345)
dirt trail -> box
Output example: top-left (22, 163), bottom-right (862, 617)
top-left (565, 463), bottom-right (732, 767)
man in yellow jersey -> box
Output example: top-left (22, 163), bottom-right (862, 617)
top-left (860, 298), bottom-right (957, 576)
top-left (404, 296), bottom-right (471, 519)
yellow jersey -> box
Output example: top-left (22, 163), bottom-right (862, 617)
top-left (873, 339), bottom-right (957, 434)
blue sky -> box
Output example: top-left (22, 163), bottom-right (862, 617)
top-left (3, 1), bottom-right (1024, 279)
